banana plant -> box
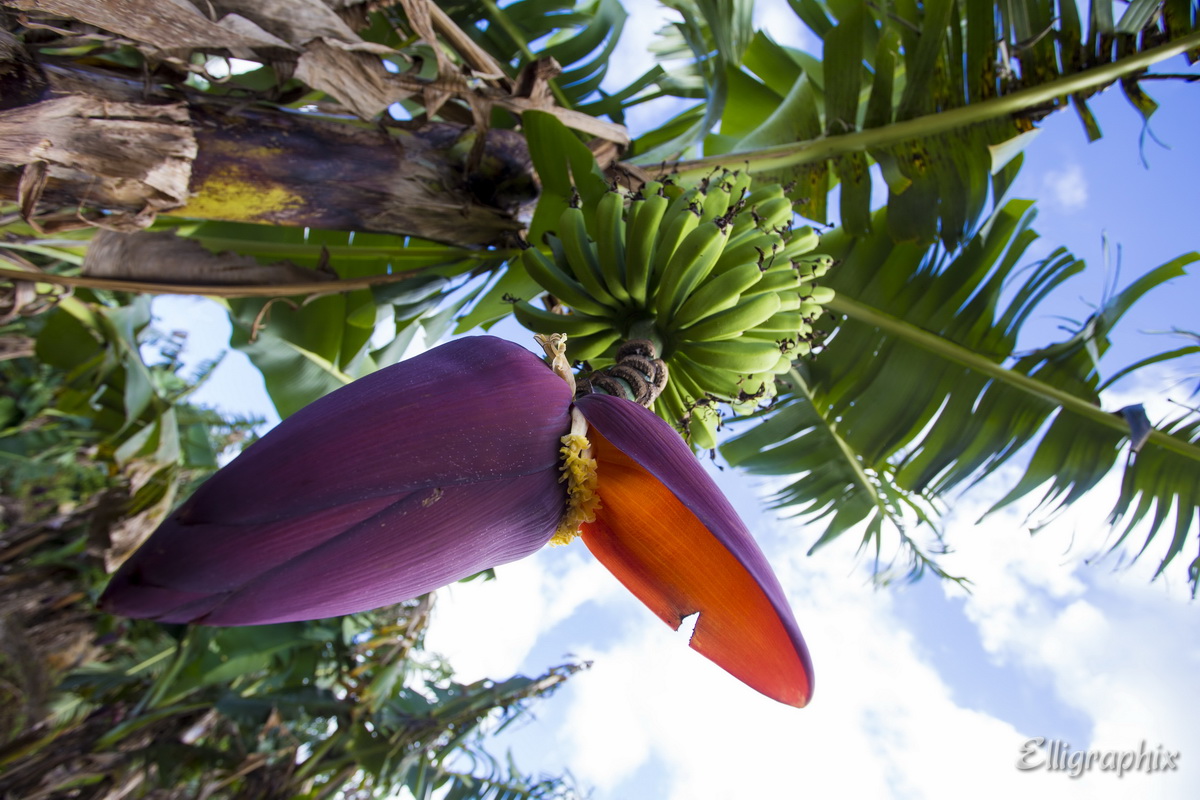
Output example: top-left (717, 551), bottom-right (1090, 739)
top-left (722, 200), bottom-right (1200, 587)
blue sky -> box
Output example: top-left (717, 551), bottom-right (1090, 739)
top-left (147, 4), bottom-right (1199, 798)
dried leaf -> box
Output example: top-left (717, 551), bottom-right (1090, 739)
top-left (214, 0), bottom-right (365, 46)
top-left (398, 0), bottom-right (449, 76)
top-left (0, 95), bottom-right (196, 226)
top-left (295, 39), bottom-right (412, 119)
top-left (8, 0), bottom-right (290, 53)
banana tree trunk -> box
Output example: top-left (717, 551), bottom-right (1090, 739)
top-left (0, 56), bottom-right (536, 246)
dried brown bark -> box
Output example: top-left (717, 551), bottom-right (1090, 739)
top-left (0, 0), bottom-right (630, 247)
top-left (0, 95), bottom-right (197, 228)
top-left (0, 43), bottom-right (538, 246)
top-left (0, 76), bottom-right (537, 245)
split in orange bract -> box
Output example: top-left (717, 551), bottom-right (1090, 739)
top-left (580, 429), bottom-right (812, 707)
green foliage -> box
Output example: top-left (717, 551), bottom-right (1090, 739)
top-left (723, 201), bottom-right (1200, 585)
top-left (636, 0), bottom-right (1200, 245)
top-left (36, 606), bottom-right (584, 799)
top-left (170, 220), bottom-right (499, 416)
top-left (2, 293), bottom-right (251, 538)
top-left (1, 0), bottom-right (1197, 723)
top-left (0, 6), bottom-right (1197, 798)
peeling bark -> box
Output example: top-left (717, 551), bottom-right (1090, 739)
top-left (0, 62), bottom-right (537, 244)
top-left (0, 95), bottom-right (196, 226)
top-left (4, 0), bottom-right (293, 53)
top-left (178, 106), bottom-right (534, 243)
top-left (0, 1), bottom-right (626, 245)
top-left (294, 37), bottom-right (414, 119)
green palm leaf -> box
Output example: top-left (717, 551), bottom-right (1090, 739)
top-left (624, 0), bottom-right (757, 162)
top-left (723, 199), bottom-right (1200, 588)
top-left (649, 1), bottom-right (1200, 244)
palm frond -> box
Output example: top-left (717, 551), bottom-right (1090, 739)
top-left (624, 0), bottom-right (757, 162)
top-left (647, 1), bottom-right (1200, 245)
top-left (723, 199), bottom-right (1200, 589)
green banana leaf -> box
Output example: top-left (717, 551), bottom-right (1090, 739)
top-left (723, 199), bottom-right (1200, 589)
top-left (625, 0), bottom-right (757, 162)
top-left (164, 221), bottom-right (491, 417)
top-left (640, 1), bottom-right (1200, 245)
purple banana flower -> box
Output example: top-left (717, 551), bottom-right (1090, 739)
top-left (100, 336), bottom-right (813, 706)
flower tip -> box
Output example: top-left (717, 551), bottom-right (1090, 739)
top-left (572, 393), bottom-right (814, 707)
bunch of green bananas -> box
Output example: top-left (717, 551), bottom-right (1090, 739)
top-left (513, 169), bottom-right (833, 450)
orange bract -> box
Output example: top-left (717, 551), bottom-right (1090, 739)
top-left (580, 429), bottom-right (811, 707)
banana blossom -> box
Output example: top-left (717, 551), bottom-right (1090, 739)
top-left (100, 336), bottom-right (813, 706)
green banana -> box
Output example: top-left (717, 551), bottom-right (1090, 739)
top-left (711, 230), bottom-right (784, 276)
top-left (594, 190), bottom-right (632, 304)
top-left (566, 329), bottom-right (621, 363)
top-left (521, 246), bottom-right (613, 317)
top-left (805, 285), bottom-right (836, 304)
top-left (624, 191), bottom-right (669, 305)
top-left (654, 377), bottom-right (689, 434)
top-left (654, 220), bottom-right (730, 320)
top-left (769, 352), bottom-right (795, 375)
top-left (511, 301), bottom-right (613, 337)
top-left (679, 338), bottom-right (785, 374)
top-left (653, 188), bottom-right (695, 247)
top-left (670, 352), bottom-right (749, 400)
top-left (700, 176), bottom-right (734, 221)
top-left (775, 292), bottom-right (801, 312)
top-left (741, 327), bottom-right (794, 341)
top-left (648, 201), bottom-right (701, 290)
top-left (558, 205), bottom-right (619, 308)
top-left (726, 169), bottom-right (753, 206)
top-left (751, 310), bottom-right (806, 333)
top-left (793, 254), bottom-right (835, 279)
top-left (741, 183), bottom-right (786, 208)
top-left (688, 401), bottom-right (720, 451)
top-left (751, 196), bottom-right (796, 231)
top-left (670, 262), bottom-right (766, 329)
top-left (666, 361), bottom-right (709, 407)
top-left (641, 180), bottom-right (666, 196)
top-left (660, 180), bottom-right (686, 202)
top-left (680, 292), bottom-right (781, 342)
top-left (799, 300), bottom-right (827, 318)
top-left (777, 226), bottom-right (820, 260)
top-left (742, 268), bottom-right (803, 297)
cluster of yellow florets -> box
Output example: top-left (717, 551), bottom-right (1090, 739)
top-left (550, 430), bottom-right (601, 545)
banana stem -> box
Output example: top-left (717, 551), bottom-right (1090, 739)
top-left (626, 318), bottom-right (665, 357)
top-left (662, 31), bottom-right (1200, 179)
top-left (0, 265), bottom-right (435, 298)
top-left (827, 293), bottom-right (1200, 464)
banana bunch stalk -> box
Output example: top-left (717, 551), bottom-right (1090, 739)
top-left (513, 169), bottom-right (833, 450)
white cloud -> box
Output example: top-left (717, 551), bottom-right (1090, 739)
top-left (932, 488), bottom-right (1199, 799)
top-left (423, 545), bottom-right (618, 681)
top-left (547, 533), bottom-right (1034, 800)
top-left (534, 479), bottom-right (1198, 799)
top-left (1043, 164), bottom-right (1089, 211)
